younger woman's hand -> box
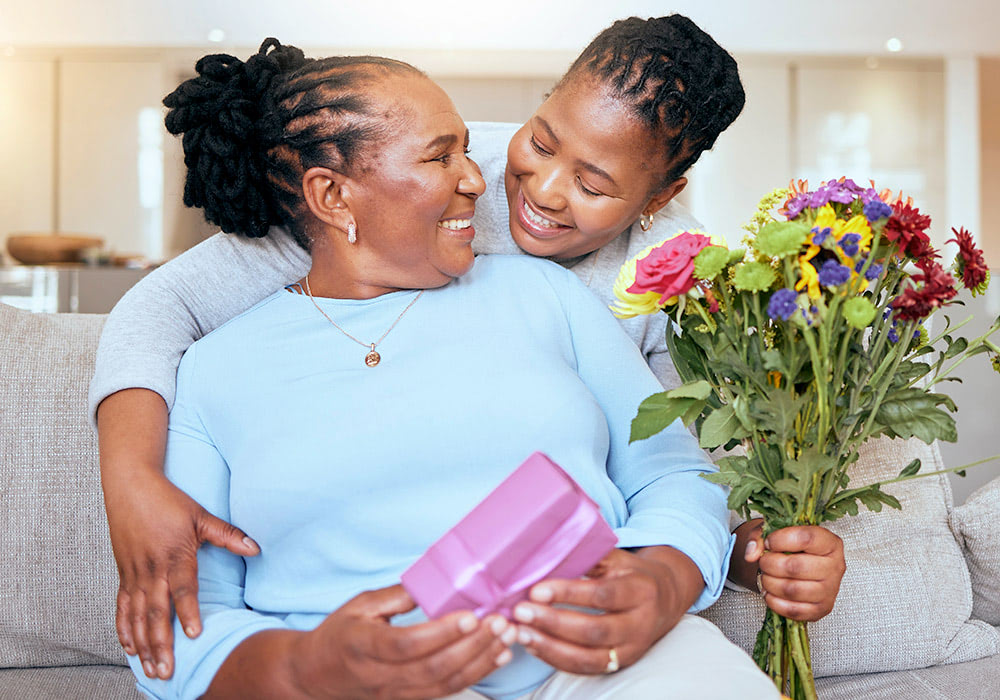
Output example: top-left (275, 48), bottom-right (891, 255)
top-left (742, 520), bottom-right (846, 621)
top-left (104, 470), bottom-right (259, 680)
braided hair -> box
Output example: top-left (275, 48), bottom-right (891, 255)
top-left (163, 38), bottom-right (422, 249)
top-left (559, 15), bottom-right (745, 188)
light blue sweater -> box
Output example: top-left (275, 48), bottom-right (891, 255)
top-left (129, 255), bottom-right (732, 700)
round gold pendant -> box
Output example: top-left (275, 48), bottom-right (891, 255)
top-left (364, 350), bottom-right (381, 367)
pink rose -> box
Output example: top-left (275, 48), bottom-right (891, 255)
top-left (627, 232), bottom-right (712, 304)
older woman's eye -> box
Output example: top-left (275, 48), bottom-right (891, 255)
top-left (529, 136), bottom-right (552, 157)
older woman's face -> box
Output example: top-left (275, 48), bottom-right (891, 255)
top-left (348, 74), bottom-right (486, 291)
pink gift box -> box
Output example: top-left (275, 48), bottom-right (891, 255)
top-left (401, 452), bottom-right (618, 620)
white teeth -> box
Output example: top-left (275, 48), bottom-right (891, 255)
top-left (439, 219), bottom-right (472, 230)
top-left (522, 199), bottom-right (562, 228)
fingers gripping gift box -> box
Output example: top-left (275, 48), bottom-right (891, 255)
top-left (401, 452), bottom-right (618, 620)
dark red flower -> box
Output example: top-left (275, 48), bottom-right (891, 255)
top-left (891, 258), bottom-right (957, 322)
top-left (884, 201), bottom-right (936, 260)
top-left (946, 227), bottom-right (989, 291)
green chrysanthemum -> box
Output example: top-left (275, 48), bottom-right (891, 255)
top-left (733, 261), bottom-right (777, 292)
top-left (753, 221), bottom-right (810, 259)
top-left (842, 297), bottom-right (877, 329)
top-left (693, 246), bottom-right (730, 280)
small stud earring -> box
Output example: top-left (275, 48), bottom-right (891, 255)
top-left (639, 212), bottom-right (654, 232)
top-left (347, 222), bottom-right (357, 244)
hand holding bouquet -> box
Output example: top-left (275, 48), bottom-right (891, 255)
top-left (613, 179), bottom-right (999, 700)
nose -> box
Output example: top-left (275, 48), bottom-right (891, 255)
top-left (530, 164), bottom-right (567, 212)
top-left (459, 157), bottom-right (486, 199)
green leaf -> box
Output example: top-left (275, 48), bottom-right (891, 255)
top-left (943, 337), bottom-right (969, 360)
top-left (874, 389), bottom-right (959, 443)
top-left (665, 380), bottom-right (713, 401)
top-left (733, 261), bottom-right (778, 292)
top-left (898, 458), bottom-right (921, 478)
top-left (698, 404), bottom-right (750, 449)
top-left (630, 393), bottom-right (707, 442)
top-left (754, 220), bottom-right (810, 259)
top-left (693, 245), bottom-right (730, 280)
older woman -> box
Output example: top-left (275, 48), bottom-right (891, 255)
top-left (123, 40), bottom-right (777, 699)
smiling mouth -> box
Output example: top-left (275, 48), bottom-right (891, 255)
top-left (438, 218), bottom-right (472, 230)
top-left (516, 191), bottom-right (572, 238)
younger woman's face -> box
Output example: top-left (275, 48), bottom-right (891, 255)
top-left (504, 76), bottom-right (684, 261)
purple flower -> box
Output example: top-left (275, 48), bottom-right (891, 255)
top-left (784, 195), bottom-right (808, 220)
top-left (839, 233), bottom-right (862, 258)
top-left (913, 329), bottom-right (921, 340)
top-left (811, 226), bottom-right (832, 245)
top-left (864, 199), bottom-right (892, 222)
top-left (854, 258), bottom-right (883, 280)
top-left (888, 325), bottom-right (900, 344)
top-left (818, 259), bottom-right (851, 287)
top-left (767, 288), bottom-right (799, 321)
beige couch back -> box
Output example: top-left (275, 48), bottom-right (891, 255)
top-left (0, 302), bottom-right (123, 668)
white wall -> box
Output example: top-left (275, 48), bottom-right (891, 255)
top-left (0, 60), bottom-right (55, 258)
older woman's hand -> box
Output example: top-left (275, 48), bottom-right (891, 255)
top-left (510, 546), bottom-right (702, 674)
top-left (284, 585), bottom-right (515, 700)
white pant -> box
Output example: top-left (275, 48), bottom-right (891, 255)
top-left (444, 615), bottom-right (779, 700)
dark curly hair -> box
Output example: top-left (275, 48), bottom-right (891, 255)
top-left (559, 15), bottom-right (745, 188)
top-left (163, 38), bottom-right (422, 249)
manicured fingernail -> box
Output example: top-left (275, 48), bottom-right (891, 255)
top-left (531, 585), bottom-right (553, 603)
top-left (495, 649), bottom-right (513, 666)
top-left (490, 617), bottom-right (507, 636)
top-left (185, 626), bottom-right (199, 638)
top-left (745, 540), bottom-right (758, 558)
top-left (501, 626), bottom-right (518, 645)
top-left (513, 605), bottom-right (534, 624)
top-left (243, 536), bottom-right (260, 553)
top-left (518, 628), bottom-right (535, 645)
top-left (458, 614), bottom-right (477, 634)
top-left (142, 661), bottom-right (156, 677)
top-left (157, 662), bottom-right (170, 678)
top-left (764, 538), bottom-right (771, 550)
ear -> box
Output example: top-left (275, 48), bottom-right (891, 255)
top-left (643, 177), bottom-right (687, 218)
top-left (301, 166), bottom-right (355, 231)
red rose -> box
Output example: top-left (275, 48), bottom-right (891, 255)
top-left (627, 232), bottom-right (712, 304)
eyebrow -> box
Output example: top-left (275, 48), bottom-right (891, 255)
top-left (424, 132), bottom-right (460, 151)
top-left (535, 116), bottom-right (618, 189)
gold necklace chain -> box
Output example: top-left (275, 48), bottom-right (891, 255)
top-left (303, 275), bottom-right (424, 367)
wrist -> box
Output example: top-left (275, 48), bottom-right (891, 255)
top-left (634, 545), bottom-right (703, 622)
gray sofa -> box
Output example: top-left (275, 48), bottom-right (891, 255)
top-left (2, 301), bottom-right (999, 699)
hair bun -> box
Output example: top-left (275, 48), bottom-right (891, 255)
top-left (163, 39), bottom-right (307, 237)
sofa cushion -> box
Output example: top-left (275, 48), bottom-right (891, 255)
top-left (700, 437), bottom-right (1000, 677)
top-left (815, 650), bottom-right (1000, 700)
top-left (0, 665), bottom-right (141, 700)
top-left (951, 477), bottom-right (1000, 625)
top-left (0, 302), bottom-right (123, 668)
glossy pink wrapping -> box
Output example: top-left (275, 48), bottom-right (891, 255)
top-left (400, 452), bottom-right (618, 620)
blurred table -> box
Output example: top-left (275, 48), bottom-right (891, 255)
top-left (0, 265), bottom-right (152, 313)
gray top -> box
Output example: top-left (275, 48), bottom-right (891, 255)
top-left (88, 122), bottom-right (702, 424)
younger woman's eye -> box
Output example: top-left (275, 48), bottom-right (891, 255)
top-left (577, 177), bottom-right (603, 197)
top-left (529, 136), bottom-right (552, 156)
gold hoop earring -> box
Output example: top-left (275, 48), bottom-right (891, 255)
top-left (639, 213), bottom-right (654, 232)
top-left (347, 222), bottom-right (357, 244)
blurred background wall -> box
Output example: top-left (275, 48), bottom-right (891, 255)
top-left (1, 0), bottom-right (998, 501)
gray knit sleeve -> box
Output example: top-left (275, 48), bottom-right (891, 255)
top-left (87, 228), bottom-right (311, 426)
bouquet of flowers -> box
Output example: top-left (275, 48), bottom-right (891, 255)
top-left (612, 178), bottom-right (999, 700)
